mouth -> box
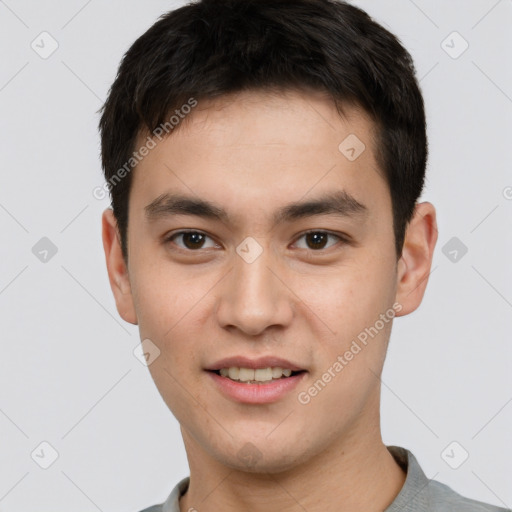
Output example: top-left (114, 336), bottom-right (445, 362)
top-left (207, 367), bottom-right (307, 384)
top-left (206, 366), bottom-right (308, 404)
top-left (205, 356), bottom-right (308, 402)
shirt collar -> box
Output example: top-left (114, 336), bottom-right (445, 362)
top-left (384, 445), bottom-right (431, 512)
top-left (162, 475), bottom-right (189, 512)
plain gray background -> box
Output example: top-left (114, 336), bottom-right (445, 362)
top-left (0, 0), bottom-right (511, 511)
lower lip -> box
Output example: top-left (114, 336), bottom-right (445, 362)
top-left (206, 371), bottom-right (307, 404)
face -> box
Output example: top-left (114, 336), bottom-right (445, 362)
top-left (103, 88), bottom-right (436, 473)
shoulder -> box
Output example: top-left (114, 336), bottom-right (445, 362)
top-left (386, 446), bottom-right (509, 512)
top-left (428, 479), bottom-right (510, 512)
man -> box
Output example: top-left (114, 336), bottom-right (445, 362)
top-left (99, 1), bottom-right (508, 511)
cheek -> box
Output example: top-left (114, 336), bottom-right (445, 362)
top-left (130, 262), bottom-right (218, 380)
top-left (298, 256), bottom-right (395, 344)
top-left (130, 258), bottom-right (198, 337)
top-left (131, 267), bottom-right (207, 416)
top-left (294, 264), bottom-right (395, 428)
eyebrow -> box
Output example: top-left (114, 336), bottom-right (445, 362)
top-left (144, 190), bottom-right (368, 226)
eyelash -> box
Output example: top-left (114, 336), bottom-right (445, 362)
top-left (164, 229), bottom-right (349, 253)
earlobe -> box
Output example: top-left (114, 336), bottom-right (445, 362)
top-left (394, 202), bottom-right (438, 316)
top-left (101, 208), bottom-right (138, 325)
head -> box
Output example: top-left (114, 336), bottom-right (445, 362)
top-left (100, 0), bottom-right (437, 473)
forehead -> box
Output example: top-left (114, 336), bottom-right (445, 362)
top-left (130, 88), bottom-right (389, 228)
top-left (170, 88), bottom-right (377, 149)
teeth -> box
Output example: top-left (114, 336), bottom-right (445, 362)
top-left (255, 368), bottom-right (272, 381)
top-left (272, 367), bottom-right (283, 378)
top-left (228, 367), bottom-right (239, 380)
top-left (217, 366), bottom-right (298, 382)
top-left (238, 368), bottom-right (255, 381)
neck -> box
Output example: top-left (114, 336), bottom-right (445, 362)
top-left (178, 412), bottom-right (406, 512)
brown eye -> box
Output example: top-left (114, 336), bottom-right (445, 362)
top-left (294, 231), bottom-right (344, 251)
top-left (305, 232), bottom-right (328, 249)
top-left (167, 231), bottom-right (218, 250)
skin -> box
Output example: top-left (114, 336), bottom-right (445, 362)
top-left (102, 88), bottom-right (437, 512)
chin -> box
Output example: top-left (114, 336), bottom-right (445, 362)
top-left (212, 437), bottom-right (313, 475)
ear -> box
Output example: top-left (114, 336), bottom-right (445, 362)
top-left (101, 208), bottom-right (138, 325)
top-left (395, 201), bottom-right (438, 316)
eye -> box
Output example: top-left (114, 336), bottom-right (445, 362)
top-left (293, 231), bottom-right (345, 251)
top-left (166, 230), bottom-right (219, 251)
top-left (165, 229), bottom-right (348, 253)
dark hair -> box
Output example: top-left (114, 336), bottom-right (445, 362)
top-left (99, 0), bottom-right (427, 262)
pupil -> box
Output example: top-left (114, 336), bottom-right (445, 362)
top-left (183, 232), bottom-right (205, 249)
top-left (306, 232), bottom-right (327, 249)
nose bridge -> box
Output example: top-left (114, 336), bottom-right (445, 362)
top-left (215, 239), bottom-right (292, 335)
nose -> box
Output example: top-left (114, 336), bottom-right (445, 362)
top-left (214, 244), bottom-right (294, 337)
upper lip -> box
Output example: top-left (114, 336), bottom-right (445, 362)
top-left (205, 356), bottom-right (306, 372)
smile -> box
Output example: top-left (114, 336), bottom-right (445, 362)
top-left (214, 366), bottom-right (303, 383)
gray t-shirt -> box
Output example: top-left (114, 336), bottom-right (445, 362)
top-left (139, 445), bottom-right (510, 512)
